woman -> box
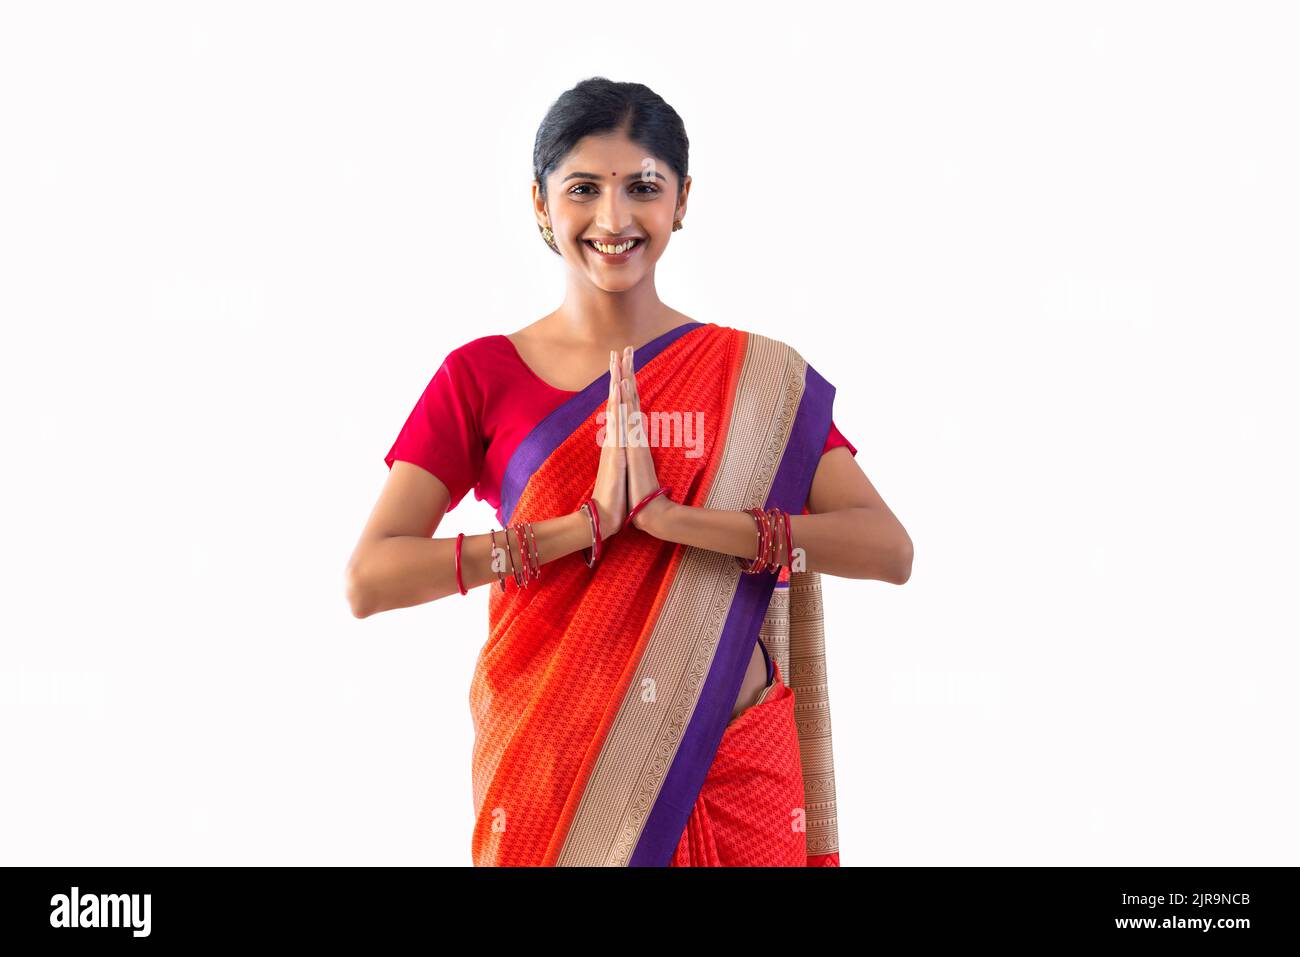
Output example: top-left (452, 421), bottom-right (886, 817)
top-left (346, 77), bottom-right (913, 866)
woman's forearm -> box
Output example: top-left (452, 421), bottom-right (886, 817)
top-left (642, 502), bottom-right (912, 583)
top-left (347, 509), bottom-right (599, 617)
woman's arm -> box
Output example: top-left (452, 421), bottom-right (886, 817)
top-left (347, 352), bottom-right (629, 617)
top-left (634, 447), bottom-right (913, 583)
top-left (345, 463), bottom-right (608, 617)
top-left (614, 343), bottom-right (912, 584)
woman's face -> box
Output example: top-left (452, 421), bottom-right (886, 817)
top-left (534, 130), bottom-right (689, 292)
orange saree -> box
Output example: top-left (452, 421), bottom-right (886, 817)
top-left (469, 321), bottom-right (842, 866)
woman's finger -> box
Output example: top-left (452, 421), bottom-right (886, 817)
top-left (622, 346), bottom-right (639, 410)
top-left (606, 350), bottom-right (621, 449)
top-left (615, 350), bottom-right (628, 450)
top-left (622, 345), bottom-right (645, 448)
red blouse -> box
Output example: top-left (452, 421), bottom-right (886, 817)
top-left (385, 334), bottom-right (858, 517)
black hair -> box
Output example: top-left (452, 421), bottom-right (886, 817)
top-left (533, 77), bottom-right (689, 254)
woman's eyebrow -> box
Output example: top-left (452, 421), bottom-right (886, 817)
top-left (561, 169), bottom-right (668, 183)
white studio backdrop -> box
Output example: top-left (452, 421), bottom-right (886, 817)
top-left (1, 1), bottom-right (1297, 866)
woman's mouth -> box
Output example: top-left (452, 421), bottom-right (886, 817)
top-left (583, 237), bottom-right (644, 262)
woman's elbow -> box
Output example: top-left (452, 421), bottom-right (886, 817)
top-left (345, 559), bottom-right (375, 618)
top-left (886, 531), bottom-right (913, 585)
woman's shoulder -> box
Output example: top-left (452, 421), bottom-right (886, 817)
top-left (434, 333), bottom-right (519, 378)
top-left (444, 315), bottom-right (561, 364)
top-left (679, 322), bottom-right (804, 362)
top-left (444, 332), bottom-right (510, 359)
top-left (408, 336), bottom-right (518, 412)
top-left (725, 325), bottom-right (804, 357)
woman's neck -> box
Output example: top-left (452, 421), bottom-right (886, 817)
top-left (553, 279), bottom-right (681, 348)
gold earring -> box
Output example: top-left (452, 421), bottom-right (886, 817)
top-left (672, 219), bottom-right (683, 231)
top-left (539, 224), bottom-right (559, 252)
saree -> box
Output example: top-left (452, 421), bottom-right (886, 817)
top-left (469, 321), bottom-right (842, 866)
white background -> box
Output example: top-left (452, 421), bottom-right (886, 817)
top-left (2, 1), bottom-right (1296, 866)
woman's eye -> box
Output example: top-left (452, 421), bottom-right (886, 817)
top-left (567, 183), bottom-right (659, 196)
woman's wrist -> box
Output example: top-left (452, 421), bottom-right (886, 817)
top-left (633, 496), bottom-right (678, 538)
top-left (588, 497), bottom-right (620, 540)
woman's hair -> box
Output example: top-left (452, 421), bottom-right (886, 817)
top-left (533, 77), bottom-right (689, 253)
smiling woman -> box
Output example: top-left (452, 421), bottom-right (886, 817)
top-left (347, 76), bottom-right (912, 869)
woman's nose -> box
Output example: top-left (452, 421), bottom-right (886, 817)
top-left (594, 190), bottom-right (633, 233)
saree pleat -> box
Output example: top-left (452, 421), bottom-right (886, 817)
top-left (468, 322), bottom-right (842, 866)
top-left (669, 659), bottom-right (807, 867)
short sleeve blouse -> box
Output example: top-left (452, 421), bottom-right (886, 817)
top-left (383, 346), bottom-right (486, 512)
top-left (385, 335), bottom-right (858, 517)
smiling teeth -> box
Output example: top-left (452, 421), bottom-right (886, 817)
top-left (590, 238), bottom-right (639, 255)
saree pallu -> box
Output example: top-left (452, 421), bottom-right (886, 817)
top-left (469, 322), bottom-right (842, 866)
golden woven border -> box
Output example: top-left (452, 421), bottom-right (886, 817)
top-left (763, 574), bottom-right (840, 858)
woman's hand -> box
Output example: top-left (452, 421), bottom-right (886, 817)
top-left (590, 350), bottom-right (629, 540)
top-left (619, 345), bottom-right (675, 534)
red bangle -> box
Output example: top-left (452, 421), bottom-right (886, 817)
top-left (766, 507), bottom-right (785, 570)
top-left (454, 532), bottom-right (468, 595)
top-left (503, 523), bottom-right (522, 587)
top-left (509, 527), bottom-right (525, 587)
top-left (738, 507), bottom-right (769, 573)
top-left (526, 521), bottom-right (541, 582)
top-left (736, 508), bottom-right (761, 572)
top-left (511, 524), bottom-right (523, 588)
top-left (760, 509), bottom-right (775, 572)
top-left (581, 498), bottom-right (603, 567)
top-left (782, 510), bottom-right (794, 570)
top-left (489, 529), bottom-right (507, 592)
top-left (627, 486), bottom-right (671, 528)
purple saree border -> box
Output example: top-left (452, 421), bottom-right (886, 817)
top-left (628, 361), bottom-right (835, 866)
top-left (497, 321), bottom-right (706, 527)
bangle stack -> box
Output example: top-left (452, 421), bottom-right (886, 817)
top-left (736, 506), bottom-right (797, 575)
top-left (470, 520), bottom-right (543, 596)
top-left (450, 495), bottom-right (625, 592)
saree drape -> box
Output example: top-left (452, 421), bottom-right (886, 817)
top-left (469, 321), bottom-right (842, 866)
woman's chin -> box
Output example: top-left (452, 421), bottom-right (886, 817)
top-left (583, 268), bottom-right (648, 292)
